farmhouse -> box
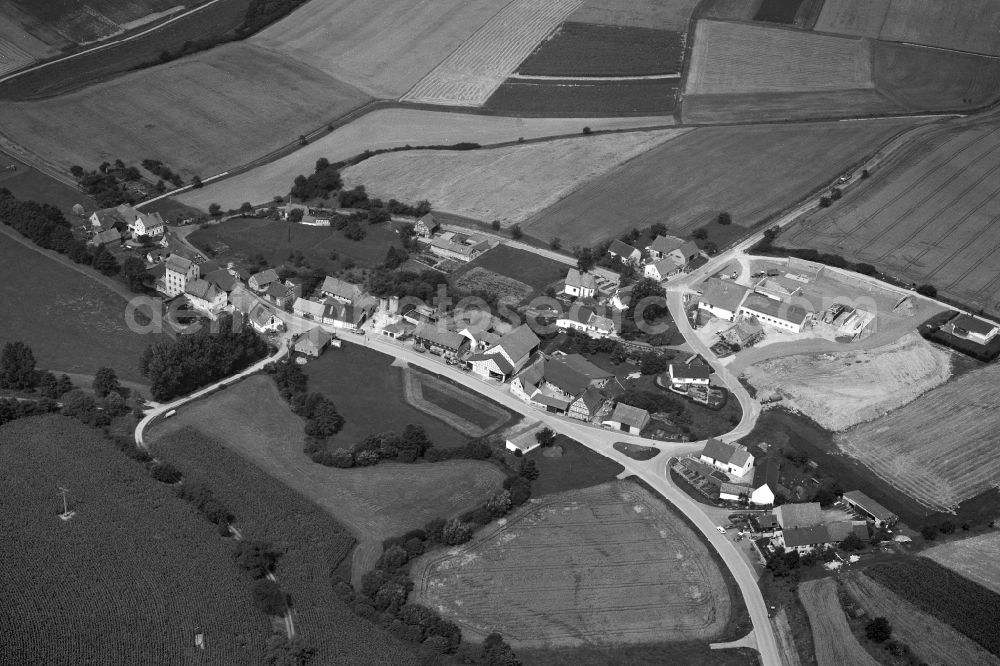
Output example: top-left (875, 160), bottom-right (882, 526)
top-left (323, 300), bottom-right (373, 330)
top-left (564, 268), bottom-right (597, 299)
top-left (780, 525), bottom-right (831, 554)
top-left (248, 269), bottom-right (279, 292)
top-left (842, 490), bottom-right (898, 528)
top-left (774, 502), bottom-right (822, 530)
top-left (511, 354), bottom-right (613, 421)
top-left (184, 278), bottom-right (227, 316)
top-left (738, 293), bottom-right (812, 334)
top-left (647, 235), bottom-right (700, 265)
top-left (698, 278), bottom-right (749, 322)
top-left (505, 426), bottom-right (542, 456)
top-left (667, 363), bottom-right (712, 387)
top-left (469, 324), bottom-right (540, 381)
top-left (294, 326), bottom-right (334, 357)
top-left (162, 254), bottom-right (199, 298)
top-left (89, 208), bottom-right (124, 231)
top-left (88, 228), bottom-right (121, 247)
top-left (414, 213), bottom-right (440, 237)
top-left (382, 320), bottom-right (416, 340)
top-left (644, 256), bottom-right (684, 282)
top-left (427, 233), bottom-right (490, 262)
top-left (248, 303), bottom-right (282, 334)
top-left (292, 297), bottom-right (326, 321)
top-left (320, 276), bottom-right (365, 304)
top-left (556, 305), bottom-right (617, 338)
top-left (603, 402), bottom-right (650, 434)
top-left (699, 438), bottom-right (754, 478)
top-left (414, 323), bottom-right (468, 358)
top-left (608, 240), bottom-right (641, 265)
top-left (948, 314), bottom-right (999, 346)
top-left (457, 321), bottom-right (502, 350)
top-left (750, 459), bottom-right (781, 506)
top-left (204, 268), bottom-right (237, 294)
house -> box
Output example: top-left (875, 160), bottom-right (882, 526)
top-left (842, 490), bottom-right (898, 528)
top-left (414, 213), bottom-right (440, 237)
top-left (750, 459), bottom-right (780, 506)
top-left (719, 482), bottom-right (750, 503)
top-left (667, 363), bottom-right (711, 387)
top-left (163, 254), bottom-right (200, 297)
top-left (556, 305), bottom-right (617, 338)
top-left (826, 520), bottom-right (870, 544)
top-left (323, 300), bottom-right (373, 330)
top-left (88, 228), bottom-right (121, 247)
top-left (320, 276), bottom-right (364, 304)
top-left (569, 386), bottom-right (609, 422)
top-left (129, 209), bottom-right (165, 238)
top-left (721, 319), bottom-right (764, 348)
top-left (608, 240), bottom-right (641, 265)
top-left (184, 278), bottom-right (227, 316)
top-left (89, 207), bottom-right (124, 231)
top-left (248, 303), bottom-right (282, 333)
top-left (248, 269), bottom-right (280, 292)
top-left (146, 248), bottom-right (168, 264)
top-left (698, 278), bottom-right (749, 322)
top-left (699, 438), bottom-right (754, 478)
top-left (511, 354), bottom-right (612, 421)
top-left (948, 313), bottom-right (999, 345)
top-left (563, 268), bottom-right (597, 299)
top-left (458, 320), bottom-right (501, 350)
top-left (505, 426), bottom-right (542, 456)
top-left (644, 256), bottom-right (684, 282)
top-left (292, 297), bottom-right (326, 321)
top-left (603, 402), bottom-right (650, 434)
top-left (738, 292), bottom-right (812, 334)
top-left (647, 235), bottom-right (700, 266)
top-left (469, 324), bottom-right (540, 381)
top-left (382, 320), bottom-right (416, 340)
top-left (204, 268), bottom-right (237, 294)
top-left (755, 275), bottom-right (804, 302)
top-left (295, 326), bottom-right (334, 357)
top-left (427, 233), bottom-right (490, 262)
top-left (413, 323), bottom-right (467, 357)
top-left (773, 502), bottom-right (822, 530)
top-left (780, 525), bottom-right (831, 554)
top-left (609, 285), bottom-right (634, 311)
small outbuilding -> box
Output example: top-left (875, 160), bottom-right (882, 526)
top-left (842, 490), bottom-right (898, 528)
top-left (603, 402), bottom-right (650, 435)
top-left (295, 326), bottom-right (334, 357)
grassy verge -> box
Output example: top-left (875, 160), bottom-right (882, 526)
top-left (527, 435), bottom-right (624, 497)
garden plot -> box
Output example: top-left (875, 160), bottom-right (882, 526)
top-left (798, 578), bottom-right (878, 666)
top-left (922, 532), bottom-right (1000, 596)
top-left (401, 0), bottom-right (582, 107)
top-left (454, 267), bottom-right (533, 306)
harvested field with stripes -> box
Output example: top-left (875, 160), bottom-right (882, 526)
top-left (685, 20), bottom-right (873, 95)
top-left (836, 363), bottom-right (1000, 512)
top-left (402, 367), bottom-right (512, 437)
top-left (872, 41), bottom-right (1000, 112)
top-left (402, 0), bottom-right (581, 107)
top-left (783, 119), bottom-right (1000, 315)
top-left (813, 0), bottom-right (891, 38)
top-left (526, 118), bottom-right (918, 245)
top-left (411, 481), bottom-right (732, 647)
top-left (515, 23), bottom-right (684, 76)
top-left (0, 37), bottom-right (32, 76)
top-left (923, 532), bottom-right (1000, 596)
top-left (569, 0), bottom-right (700, 29)
top-left (485, 78), bottom-right (678, 116)
top-left (798, 578), bottom-right (878, 666)
top-left (341, 129), bottom-right (687, 225)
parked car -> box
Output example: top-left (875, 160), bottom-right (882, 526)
top-left (716, 526), bottom-right (727, 534)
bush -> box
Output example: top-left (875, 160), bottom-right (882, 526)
top-left (916, 284), bottom-right (937, 298)
top-left (441, 519), bottom-right (473, 546)
top-left (819, 196), bottom-right (832, 208)
top-left (233, 541), bottom-right (280, 578)
top-left (251, 579), bottom-right (287, 616)
top-left (149, 462), bottom-right (183, 484)
top-left (920, 524), bottom-right (938, 541)
top-left (717, 211), bottom-right (732, 225)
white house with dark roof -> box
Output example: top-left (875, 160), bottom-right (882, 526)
top-left (607, 240), bottom-right (641, 265)
top-left (428, 233), bottom-right (490, 262)
top-left (323, 299), bottom-right (374, 330)
top-left (603, 402), bottom-right (650, 434)
top-left (248, 269), bottom-right (279, 292)
top-left (646, 235), bottom-right (700, 266)
top-left (698, 277), bottom-right (749, 322)
top-left (511, 353), bottom-right (612, 422)
top-left (414, 213), bottom-right (439, 237)
top-left (294, 326), bottom-right (334, 357)
top-left (564, 268), bottom-right (597, 299)
top-left (163, 254), bottom-right (199, 297)
top-left (184, 278), bottom-right (227, 316)
top-left (699, 438), bottom-right (754, 478)
top-left (320, 276), bottom-right (365, 304)
top-left (750, 459), bottom-right (780, 506)
top-left (292, 297), bottom-right (327, 321)
top-left (556, 305), bottom-right (617, 338)
top-left (248, 303), bottom-right (282, 333)
top-left (779, 525), bottom-right (831, 554)
top-left (738, 292), bottom-right (812, 333)
top-left (667, 363), bottom-right (711, 387)
top-left (469, 324), bottom-right (540, 381)
top-left (413, 323), bottom-right (468, 357)
top-left (948, 313), bottom-right (999, 346)
top-left (644, 256), bottom-right (684, 282)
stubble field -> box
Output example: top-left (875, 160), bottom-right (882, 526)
top-left (836, 362), bottom-right (1000, 512)
top-left (341, 129), bottom-right (686, 225)
top-left (782, 119), bottom-right (1000, 316)
top-left (484, 78), bottom-right (679, 116)
top-left (526, 118), bottom-right (918, 245)
top-left (411, 481), bottom-right (732, 647)
top-left (515, 22), bottom-right (684, 76)
top-left (568, 0), bottom-right (701, 29)
top-left (922, 532), bottom-right (1000, 596)
top-left (797, 578), bottom-right (878, 666)
top-left (743, 333), bottom-right (953, 431)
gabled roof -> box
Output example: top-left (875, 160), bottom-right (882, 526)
top-left (414, 323), bottom-right (466, 350)
top-left (514, 356), bottom-right (545, 391)
top-left (774, 502), bottom-right (822, 529)
top-left (543, 358), bottom-right (591, 397)
top-left (699, 277), bottom-right (749, 313)
top-left (669, 363), bottom-right (712, 380)
top-left (741, 292), bottom-right (811, 325)
top-left (533, 393), bottom-right (572, 411)
top-left (650, 256), bottom-right (683, 276)
top-left (230, 288), bottom-right (255, 315)
top-left (677, 241), bottom-right (700, 259)
top-left (752, 458), bottom-right (780, 492)
top-left (184, 278), bottom-right (219, 302)
top-left (266, 282), bottom-right (289, 299)
top-left (293, 297), bottom-right (326, 318)
top-left (321, 275), bottom-right (364, 302)
top-left (115, 204), bottom-right (141, 225)
top-left (608, 239), bottom-right (638, 257)
top-left (204, 268), bottom-right (236, 293)
top-left (250, 268), bottom-right (279, 287)
top-left (296, 326), bottom-right (333, 351)
top-left (609, 402), bottom-right (649, 429)
top-left (249, 303), bottom-right (276, 327)
top-left (841, 490), bottom-right (897, 522)
top-left (782, 525), bottom-right (830, 548)
top-left (648, 234), bottom-right (685, 255)
top-left (383, 320), bottom-right (416, 335)
top-left (91, 228), bottom-right (121, 245)
top-left (556, 353), bottom-right (612, 382)
top-left (494, 324), bottom-right (539, 363)
top-left (325, 301), bottom-right (367, 326)
top-left (700, 438), bottom-right (736, 463)
top-left (826, 520), bottom-right (867, 543)
top-left (565, 268), bottom-right (597, 290)
top-left (92, 208), bottom-right (124, 229)
top-left (416, 212), bottom-right (438, 228)
top-left (469, 351), bottom-right (514, 375)
top-left (723, 319), bottom-right (764, 345)
top-left (951, 313), bottom-right (998, 336)
top-left (579, 386), bottom-right (607, 415)
top-left (165, 254), bottom-right (194, 274)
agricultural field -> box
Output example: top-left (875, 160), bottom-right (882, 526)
top-left (836, 362), bottom-right (1000, 512)
top-left (568, 0), bottom-right (701, 29)
top-left (872, 41), bottom-right (1000, 112)
top-left (701, 0), bottom-right (758, 21)
top-left (844, 572), bottom-right (1000, 666)
top-left (451, 244), bottom-right (568, 295)
top-left (797, 578), bottom-right (878, 666)
top-left (922, 531), bottom-right (1000, 596)
top-left (149, 425), bottom-right (425, 664)
top-left (0, 42), bottom-right (370, 176)
top-left (515, 23), bottom-right (684, 76)
top-left (681, 89), bottom-right (900, 124)
top-left (411, 481), bottom-right (732, 647)
top-left (188, 215), bottom-right (405, 273)
top-left (685, 21), bottom-right (874, 95)
top-left (150, 373), bottom-right (506, 578)
top-left (341, 130), bottom-right (685, 226)
top-left (0, 233), bottom-right (159, 382)
top-left (402, 0), bottom-right (583, 107)
top-left (782, 119), bottom-right (1000, 316)
top-left (0, 416), bottom-right (268, 664)
top-left (403, 367), bottom-right (513, 438)
top-left (177, 109), bottom-right (675, 210)
top-left (813, 0), bottom-right (892, 38)
top-left (527, 437), bottom-right (625, 497)
top-left (485, 78), bottom-right (679, 116)
top-left (742, 333), bottom-right (953, 431)
top-left (0, 0), bottom-right (193, 46)
top-left (526, 118), bottom-right (918, 245)
top-left (454, 267), bottom-right (534, 307)
top-left (864, 559), bottom-right (1000, 656)
top-left (753, 0), bottom-right (825, 27)
top-left (0, 148), bottom-right (95, 214)
top-left (251, 0), bottom-right (500, 98)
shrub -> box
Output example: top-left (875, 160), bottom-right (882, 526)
top-left (819, 196), bottom-right (832, 208)
top-left (717, 211), bottom-right (732, 225)
top-left (233, 541), bottom-right (280, 578)
top-left (149, 462), bottom-right (183, 484)
top-left (486, 490), bottom-right (512, 518)
top-left (916, 284), bottom-right (937, 298)
top-left (251, 579), bottom-right (287, 616)
top-left (441, 519), bottom-right (473, 546)
top-left (865, 617), bottom-right (891, 643)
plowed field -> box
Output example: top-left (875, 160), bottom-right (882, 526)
top-left (798, 578), bottom-right (878, 666)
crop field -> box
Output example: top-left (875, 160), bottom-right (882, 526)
top-left (753, 0), bottom-right (803, 24)
top-left (515, 23), bottom-right (684, 76)
top-left (0, 35), bottom-right (32, 76)
top-left (342, 130), bottom-right (684, 225)
top-left (813, 0), bottom-right (891, 37)
top-left (568, 0), bottom-right (701, 29)
top-left (0, 416), bottom-right (268, 664)
top-left (411, 481), bottom-right (731, 647)
top-left (844, 572), bottom-right (1000, 666)
top-left (798, 578), bottom-right (878, 666)
top-left (454, 266), bottom-right (534, 306)
top-left (188, 216), bottom-right (405, 272)
top-left (2, 0), bottom-right (190, 45)
top-left (149, 426), bottom-right (425, 664)
top-left (151, 373), bottom-right (505, 577)
top-left (0, 42), bottom-right (370, 176)
top-left (686, 21), bottom-right (873, 95)
top-left (403, 367), bottom-right (512, 438)
top-left (0, 233), bottom-right (158, 382)
top-left (923, 532), bottom-right (1000, 595)
top-left (401, 0), bottom-right (583, 107)
top-left (485, 78), bottom-right (679, 116)
top-left (837, 362), bottom-right (1000, 512)
top-left (0, 148), bottom-right (96, 213)
top-left (0, 5), bottom-right (60, 60)
top-left (681, 89), bottom-right (901, 124)
top-left (872, 41), bottom-right (1000, 112)
top-left (177, 109), bottom-right (676, 210)
top-left (251, 0), bottom-right (500, 98)
top-left (743, 333), bottom-right (953, 431)
top-left (527, 118), bottom-right (918, 245)
top-left (864, 559), bottom-right (1000, 656)
top-left (782, 120), bottom-right (1000, 316)
top-left (452, 244), bottom-right (567, 293)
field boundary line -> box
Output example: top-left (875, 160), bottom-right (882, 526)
top-left (508, 73), bottom-right (681, 81)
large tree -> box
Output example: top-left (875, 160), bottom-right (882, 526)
top-left (0, 341), bottom-right (36, 390)
top-left (92, 367), bottom-right (121, 398)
